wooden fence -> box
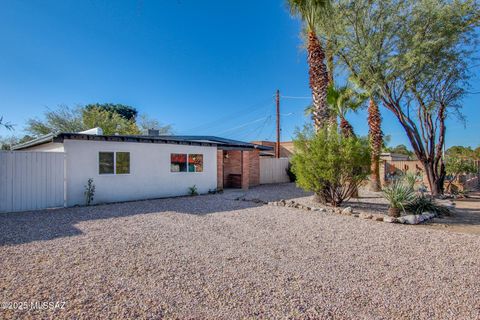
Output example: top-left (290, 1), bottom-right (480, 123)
top-left (380, 159), bottom-right (480, 191)
top-left (0, 151), bottom-right (66, 213)
top-left (259, 158), bottom-right (290, 184)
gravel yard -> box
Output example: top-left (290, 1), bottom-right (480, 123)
top-left (1, 183), bottom-right (480, 319)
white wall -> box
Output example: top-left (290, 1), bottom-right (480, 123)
top-left (63, 140), bottom-right (217, 206)
top-left (24, 142), bottom-right (65, 152)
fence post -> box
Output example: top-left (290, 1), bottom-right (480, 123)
top-left (63, 153), bottom-right (67, 208)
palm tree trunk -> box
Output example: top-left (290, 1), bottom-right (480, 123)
top-left (340, 117), bottom-right (355, 138)
top-left (307, 31), bottom-right (330, 131)
top-left (368, 99), bottom-right (383, 191)
top-left (326, 39), bottom-right (338, 127)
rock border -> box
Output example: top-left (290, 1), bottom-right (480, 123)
top-left (267, 199), bottom-right (438, 225)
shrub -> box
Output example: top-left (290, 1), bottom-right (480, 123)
top-left (402, 172), bottom-right (421, 191)
top-left (382, 180), bottom-right (416, 216)
top-left (84, 178), bottom-right (95, 206)
top-left (291, 126), bottom-right (371, 207)
top-left (405, 196), bottom-right (451, 216)
top-left (285, 162), bottom-right (296, 182)
top-left (188, 185), bottom-right (198, 196)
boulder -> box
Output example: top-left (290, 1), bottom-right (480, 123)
top-left (383, 216), bottom-right (398, 223)
top-left (398, 215), bottom-right (420, 224)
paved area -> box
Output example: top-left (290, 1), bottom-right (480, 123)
top-left (1, 184), bottom-right (479, 319)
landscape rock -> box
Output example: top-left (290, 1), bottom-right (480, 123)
top-left (359, 213), bottom-right (373, 220)
top-left (383, 216), bottom-right (398, 223)
top-left (341, 207), bottom-right (353, 215)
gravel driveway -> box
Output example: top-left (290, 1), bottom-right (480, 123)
top-left (1, 184), bottom-right (480, 319)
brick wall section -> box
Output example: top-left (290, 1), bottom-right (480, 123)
top-left (217, 150), bottom-right (224, 190)
top-left (219, 150), bottom-right (260, 189)
top-left (249, 150), bottom-right (260, 187)
top-left (242, 151), bottom-right (250, 189)
top-left (223, 150), bottom-right (242, 178)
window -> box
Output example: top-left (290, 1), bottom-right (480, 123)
top-left (116, 152), bottom-right (130, 174)
top-left (99, 152), bottom-right (130, 175)
top-left (99, 152), bottom-right (114, 174)
top-left (189, 154), bottom-right (203, 172)
top-left (171, 153), bottom-right (204, 173)
top-left (171, 153), bottom-right (187, 172)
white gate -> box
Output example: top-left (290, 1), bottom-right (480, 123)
top-left (260, 158), bottom-right (290, 184)
top-left (0, 151), bottom-right (66, 213)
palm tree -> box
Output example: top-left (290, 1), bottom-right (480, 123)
top-left (326, 84), bottom-right (367, 137)
top-left (367, 99), bottom-right (383, 191)
top-left (288, 0), bottom-right (331, 131)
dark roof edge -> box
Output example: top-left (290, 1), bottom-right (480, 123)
top-left (12, 133), bottom-right (273, 151)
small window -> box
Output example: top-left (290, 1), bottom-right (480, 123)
top-left (116, 152), bottom-right (130, 174)
top-left (189, 154), bottom-right (203, 172)
top-left (99, 152), bottom-right (114, 174)
top-left (171, 154), bottom-right (187, 172)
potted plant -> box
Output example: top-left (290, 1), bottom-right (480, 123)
top-left (382, 180), bottom-right (416, 217)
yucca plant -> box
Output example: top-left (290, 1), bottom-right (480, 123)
top-left (403, 172), bottom-right (421, 191)
top-left (382, 180), bottom-right (416, 217)
top-left (405, 196), bottom-right (451, 216)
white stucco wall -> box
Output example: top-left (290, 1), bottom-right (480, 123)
top-left (63, 140), bottom-right (217, 206)
top-left (23, 142), bottom-right (65, 152)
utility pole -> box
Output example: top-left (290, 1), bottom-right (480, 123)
top-left (276, 89), bottom-right (281, 158)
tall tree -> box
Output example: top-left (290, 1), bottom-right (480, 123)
top-left (82, 108), bottom-right (140, 135)
top-left (367, 99), bottom-right (383, 191)
top-left (288, 0), bottom-right (331, 130)
top-left (84, 103), bottom-right (138, 121)
top-left (25, 105), bottom-right (85, 136)
top-left (0, 116), bottom-right (14, 130)
top-left (328, 0), bottom-right (479, 195)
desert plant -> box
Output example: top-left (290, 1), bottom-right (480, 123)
top-left (291, 126), bottom-right (371, 207)
top-left (286, 162), bottom-right (296, 182)
top-left (188, 185), bottom-right (198, 196)
top-left (403, 172), bottom-right (421, 191)
top-left (382, 180), bottom-right (416, 217)
top-left (405, 196), bottom-right (451, 216)
top-left (84, 178), bottom-right (95, 206)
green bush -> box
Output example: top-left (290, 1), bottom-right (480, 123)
top-left (291, 127), bottom-right (371, 206)
top-left (188, 185), bottom-right (198, 196)
top-left (405, 196), bottom-right (451, 216)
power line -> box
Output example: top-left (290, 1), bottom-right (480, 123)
top-left (281, 95), bottom-right (311, 100)
top-left (180, 96), bottom-right (274, 134)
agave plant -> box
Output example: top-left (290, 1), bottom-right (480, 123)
top-left (382, 180), bottom-right (416, 217)
top-left (402, 172), bottom-right (422, 191)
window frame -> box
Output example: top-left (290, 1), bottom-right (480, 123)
top-left (98, 151), bottom-right (131, 176)
top-left (170, 153), bottom-right (204, 174)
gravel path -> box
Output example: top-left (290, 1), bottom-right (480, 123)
top-left (1, 184), bottom-right (480, 319)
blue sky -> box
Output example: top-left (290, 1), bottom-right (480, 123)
top-left (0, 0), bottom-right (478, 149)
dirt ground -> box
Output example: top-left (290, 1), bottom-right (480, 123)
top-left (1, 184), bottom-right (479, 319)
top-left (421, 191), bottom-right (480, 235)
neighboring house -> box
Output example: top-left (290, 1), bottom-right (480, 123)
top-left (11, 128), bottom-right (271, 207)
top-left (380, 152), bottom-right (410, 161)
top-left (251, 141), bottom-right (295, 158)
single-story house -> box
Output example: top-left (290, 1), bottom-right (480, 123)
top-left (12, 128), bottom-right (271, 207)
